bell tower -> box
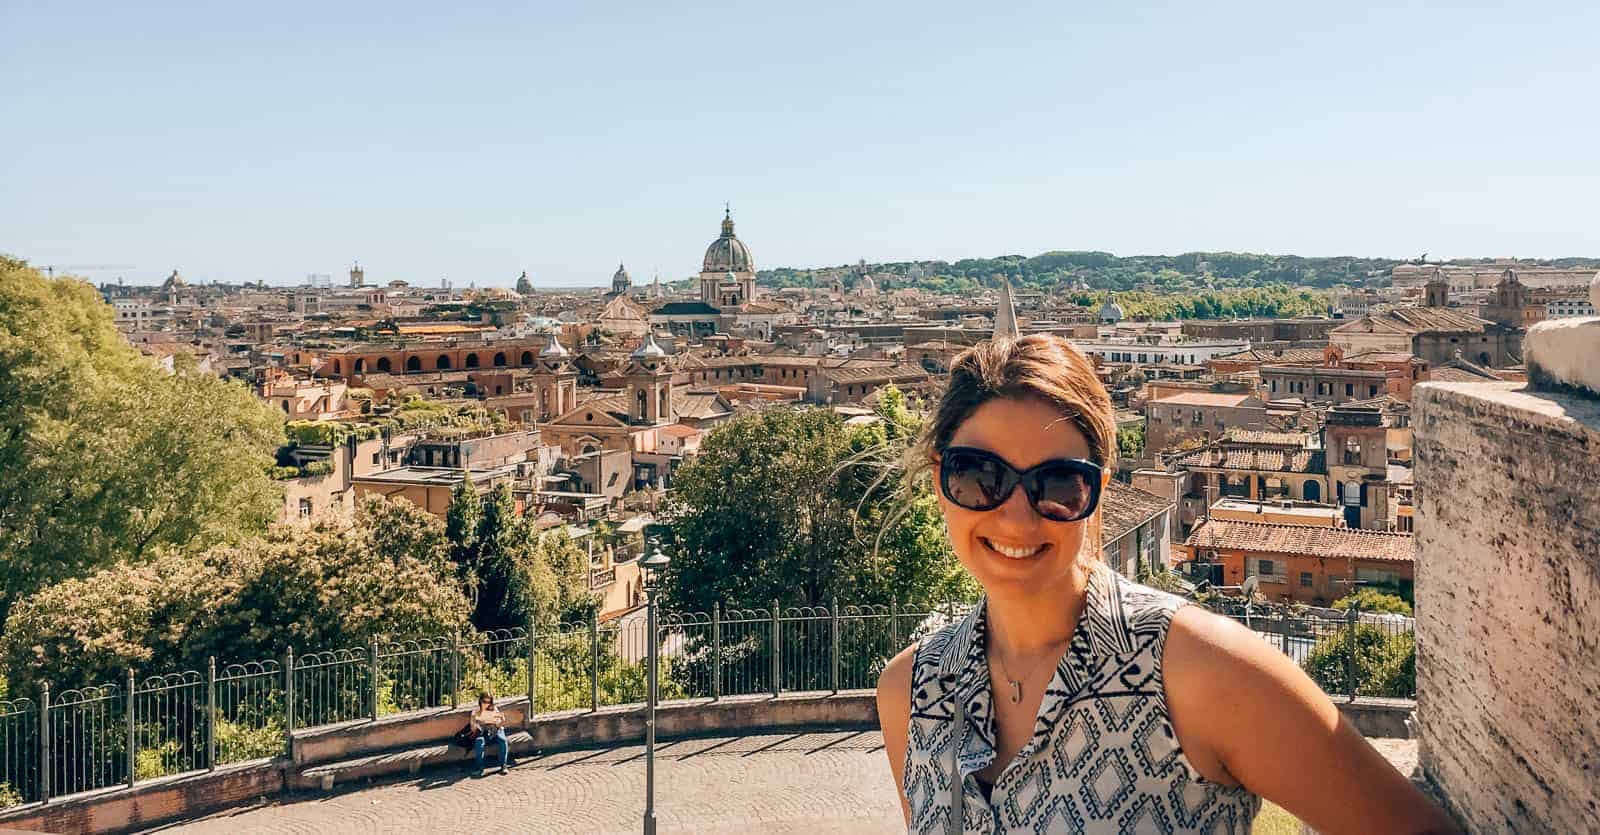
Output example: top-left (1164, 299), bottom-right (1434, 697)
top-left (623, 332), bottom-right (674, 425)
top-left (1425, 268), bottom-right (1450, 308)
top-left (529, 332), bottom-right (577, 421)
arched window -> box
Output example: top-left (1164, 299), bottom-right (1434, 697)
top-left (493, 352), bottom-right (506, 367)
top-left (659, 388), bottom-right (668, 419)
top-left (1303, 480), bottom-right (1321, 503)
top-left (436, 355), bottom-right (452, 370)
top-left (353, 358), bottom-right (366, 373)
top-left (637, 389), bottom-right (647, 417)
top-left (464, 353), bottom-right (479, 369)
top-left (377, 357), bottom-right (392, 373)
top-left (405, 356), bottom-right (421, 372)
top-left (1343, 437), bottom-right (1361, 465)
top-left (332, 360), bottom-right (341, 374)
top-left (520, 351), bottom-right (534, 366)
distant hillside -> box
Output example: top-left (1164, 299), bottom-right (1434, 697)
top-left (758, 251), bottom-right (1600, 296)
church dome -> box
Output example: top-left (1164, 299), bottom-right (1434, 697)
top-left (702, 209), bottom-right (755, 273)
top-left (612, 263), bottom-right (632, 293)
top-left (161, 269), bottom-right (186, 291)
top-left (1099, 299), bottom-right (1125, 322)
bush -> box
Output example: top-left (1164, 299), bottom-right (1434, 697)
top-left (1301, 625), bottom-right (1415, 697)
top-left (1332, 588), bottom-right (1412, 616)
top-left (300, 460), bottom-right (333, 477)
top-left (215, 716), bottom-right (284, 764)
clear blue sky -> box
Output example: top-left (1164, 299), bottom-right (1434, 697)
top-left (3, 1), bottom-right (1596, 287)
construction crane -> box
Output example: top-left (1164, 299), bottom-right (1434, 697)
top-left (38, 263), bottom-right (137, 277)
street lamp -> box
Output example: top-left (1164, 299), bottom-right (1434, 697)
top-left (640, 542), bottom-right (671, 835)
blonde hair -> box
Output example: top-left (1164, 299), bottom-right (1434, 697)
top-left (909, 334), bottom-right (1116, 550)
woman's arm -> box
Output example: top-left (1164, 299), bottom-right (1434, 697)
top-left (876, 643), bottom-right (917, 830)
top-left (1163, 606), bottom-right (1458, 834)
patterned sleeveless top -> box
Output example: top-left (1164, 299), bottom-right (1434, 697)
top-left (903, 564), bottom-right (1261, 834)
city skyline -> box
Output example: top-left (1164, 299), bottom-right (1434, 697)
top-left (4, 1), bottom-right (1598, 286)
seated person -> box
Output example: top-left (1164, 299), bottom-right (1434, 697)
top-left (470, 692), bottom-right (509, 775)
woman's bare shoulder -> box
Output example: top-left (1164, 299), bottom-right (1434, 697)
top-left (876, 642), bottom-right (919, 706)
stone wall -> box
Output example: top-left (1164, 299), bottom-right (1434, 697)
top-left (1413, 381), bottom-right (1600, 833)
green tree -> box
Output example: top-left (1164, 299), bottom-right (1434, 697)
top-left (662, 400), bottom-right (968, 614)
top-left (0, 257), bottom-right (285, 628)
top-left (0, 496), bottom-right (472, 692)
top-left (445, 477), bottom-right (482, 583)
top-left (472, 483), bottom-right (522, 629)
top-left (1117, 424), bottom-right (1145, 460)
top-left (1331, 588), bottom-right (1412, 616)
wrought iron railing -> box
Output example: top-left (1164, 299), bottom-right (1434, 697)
top-left (0, 596), bottom-right (1411, 811)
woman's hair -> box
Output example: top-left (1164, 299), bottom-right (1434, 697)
top-left (912, 334), bottom-right (1115, 469)
top-left (477, 692), bottom-right (493, 705)
top-left (908, 334), bottom-right (1116, 547)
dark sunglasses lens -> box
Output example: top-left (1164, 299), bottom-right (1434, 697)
top-left (943, 451), bottom-right (1011, 510)
top-left (1028, 466), bottom-right (1094, 521)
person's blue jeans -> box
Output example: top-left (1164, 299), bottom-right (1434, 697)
top-left (473, 729), bottom-right (509, 771)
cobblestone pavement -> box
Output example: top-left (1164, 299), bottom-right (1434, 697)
top-left (145, 733), bottom-right (1421, 834)
top-left (147, 731), bottom-right (905, 835)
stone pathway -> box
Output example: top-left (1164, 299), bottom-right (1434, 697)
top-left (143, 732), bottom-right (1421, 834)
top-left (146, 731), bottom-right (904, 834)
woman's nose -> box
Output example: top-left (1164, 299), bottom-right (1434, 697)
top-left (994, 484), bottom-right (1040, 528)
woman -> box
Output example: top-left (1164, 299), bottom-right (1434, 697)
top-left (876, 335), bottom-right (1455, 834)
top-left (471, 692), bottom-right (510, 776)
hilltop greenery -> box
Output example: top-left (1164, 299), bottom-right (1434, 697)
top-left (760, 250), bottom-right (1402, 295)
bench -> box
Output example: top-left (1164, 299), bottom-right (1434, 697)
top-left (296, 729), bottom-right (536, 790)
top-left (287, 697), bottom-right (532, 790)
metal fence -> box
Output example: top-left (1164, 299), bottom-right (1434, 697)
top-left (1227, 607), bottom-right (1416, 699)
top-left (0, 596), bottom-right (1411, 810)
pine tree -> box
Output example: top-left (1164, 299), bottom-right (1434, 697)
top-left (444, 476), bottom-right (482, 602)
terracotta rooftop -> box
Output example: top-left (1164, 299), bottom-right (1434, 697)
top-left (1101, 481), bottom-right (1174, 546)
top-left (1150, 391), bottom-right (1261, 408)
top-left (1184, 519), bottom-right (1415, 563)
top-left (1172, 444), bottom-right (1325, 474)
top-left (1223, 428), bottom-right (1313, 446)
top-left (1331, 307), bottom-right (1494, 335)
top-left (1214, 347), bottom-right (1327, 365)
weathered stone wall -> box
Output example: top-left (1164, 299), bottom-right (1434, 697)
top-left (1413, 381), bottom-right (1600, 833)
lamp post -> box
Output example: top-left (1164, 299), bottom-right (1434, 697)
top-left (640, 542), bottom-right (671, 835)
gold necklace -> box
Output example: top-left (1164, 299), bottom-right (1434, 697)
top-left (989, 642), bottom-right (1067, 704)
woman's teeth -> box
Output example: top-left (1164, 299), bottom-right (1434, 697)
top-left (983, 538), bottom-right (1046, 559)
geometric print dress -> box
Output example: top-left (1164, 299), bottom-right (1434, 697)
top-left (902, 563), bottom-right (1261, 834)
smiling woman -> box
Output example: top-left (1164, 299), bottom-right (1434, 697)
top-left (875, 334), bottom-right (1456, 835)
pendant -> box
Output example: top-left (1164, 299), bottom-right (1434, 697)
top-left (1007, 679), bottom-right (1022, 704)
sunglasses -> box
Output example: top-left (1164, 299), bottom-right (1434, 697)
top-left (937, 446), bottom-right (1103, 522)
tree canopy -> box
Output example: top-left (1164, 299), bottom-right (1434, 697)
top-left (0, 256), bottom-right (285, 628)
top-left (1, 497), bottom-right (472, 691)
top-left (662, 388), bottom-right (973, 614)
top-left (445, 481), bottom-right (593, 631)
